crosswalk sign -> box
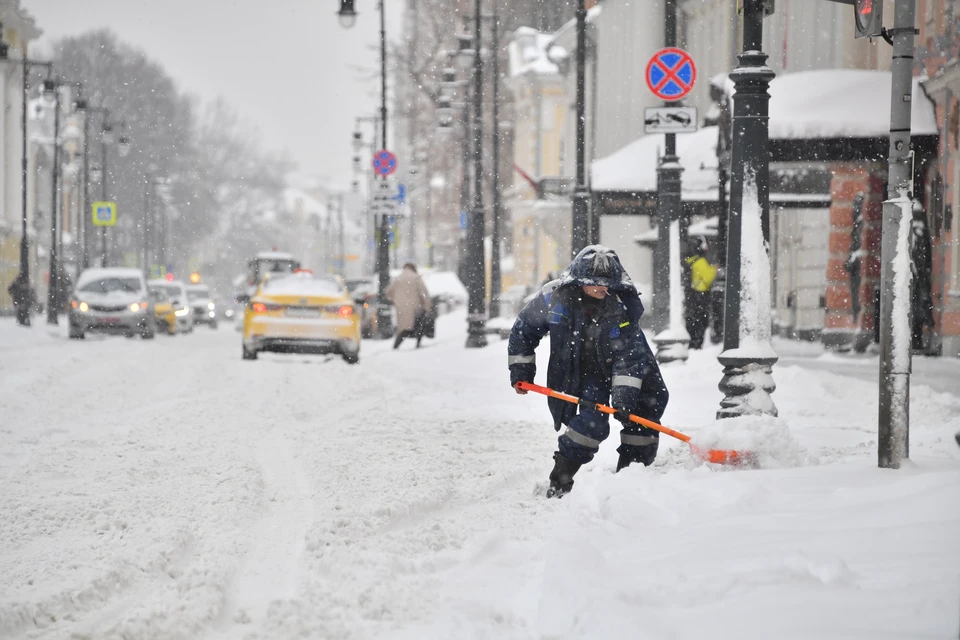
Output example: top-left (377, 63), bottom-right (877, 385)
top-left (92, 201), bottom-right (117, 227)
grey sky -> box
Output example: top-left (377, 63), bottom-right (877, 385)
top-left (24, 0), bottom-right (405, 189)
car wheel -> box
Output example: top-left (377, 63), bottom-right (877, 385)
top-left (242, 345), bottom-right (258, 360)
top-left (342, 352), bottom-right (359, 365)
top-left (210, 322), bottom-right (218, 330)
top-left (68, 326), bottom-right (84, 340)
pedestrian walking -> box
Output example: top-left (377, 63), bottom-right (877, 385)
top-left (684, 236), bottom-right (718, 349)
top-left (8, 273), bottom-right (35, 326)
top-left (385, 263), bottom-right (432, 349)
top-left (508, 245), bottom-right (669, 498)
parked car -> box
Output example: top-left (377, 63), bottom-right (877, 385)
top-left (148, 286), bottom-right (177, 335)
top-left (242, 271), bottom-right (361, 363)
top-left (186, 284), bottom-right (218, 329)
top-left (148, 279), bottom-right (192, 333)
top-left (345, 276), bottom-right (380, 338)
top-left (69, 268), bottom-right (155, 339)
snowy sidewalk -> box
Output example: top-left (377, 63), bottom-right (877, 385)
top-left (0, 314), bottom-right (958, 639)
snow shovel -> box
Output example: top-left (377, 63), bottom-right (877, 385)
top-left (515, 381), bottom-right (756, 467)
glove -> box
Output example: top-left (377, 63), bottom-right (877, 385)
top-left (611, 386), bottom-right (641, 422)
top-left (510, 365), bottom-right (534, 389)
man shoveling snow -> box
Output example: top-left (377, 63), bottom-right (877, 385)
top-left (508, 245), bottom-right (669, 498)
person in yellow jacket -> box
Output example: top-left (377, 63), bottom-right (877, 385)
top-left (685, 236), bottom-right (717, 349)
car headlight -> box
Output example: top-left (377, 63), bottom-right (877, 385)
top-left (207, 302), bottom-right (215, 310)
top-left (72, 300), bottom-right (89, 312)
top-left (129, 303), bottom-right (140, 312)
top-left (175, 307), bottom-right (190, 317)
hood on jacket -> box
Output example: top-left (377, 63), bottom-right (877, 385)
top-left (556, 245), bottom-right (636, 293)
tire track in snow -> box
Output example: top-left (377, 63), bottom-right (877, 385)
top-left (213, 438), bottom-right (313, 636)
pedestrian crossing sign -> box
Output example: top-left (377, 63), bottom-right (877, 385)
top-left (92, 201), bottom-right (117, 227)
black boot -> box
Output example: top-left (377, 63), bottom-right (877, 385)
top-left (546, 452), bottom-right (582, 498)
top-left (393, 333), bottom-right (404, 349)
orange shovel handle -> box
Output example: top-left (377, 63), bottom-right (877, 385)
top-left (515, 381), bottom-right (691, 444)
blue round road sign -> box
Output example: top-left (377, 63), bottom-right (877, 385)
top-left (372, 149), bottom-right (398, 176)
top-left (645, 48), bottom-right (696, 102)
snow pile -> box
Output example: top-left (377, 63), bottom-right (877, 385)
top-left (692, 415), bottom-right (806, 469)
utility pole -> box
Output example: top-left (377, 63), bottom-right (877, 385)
top-left (878, 0), bottom-right (916, 469)
top-left (717, 0), bottom-right (778, 419)
top-left (652, 0), bottom-right (690, 363)
top-left (570, 0), bottom-right (590, 257)
top-left (464, 0), bottom-right (488, 348)
top-left (489, 0), bottom-right (504, 318)
top-left (375, 0), bottom-right (392, 338)
top-left (46, 80), bottom-right (62, 326)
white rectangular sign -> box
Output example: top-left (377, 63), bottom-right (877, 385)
top-left (643, 107), bottom-right (698, 134)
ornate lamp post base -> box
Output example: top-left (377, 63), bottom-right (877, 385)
top-left (717, 356), bottom-right (778, 419)
top-left (465, 314), bottom-right (488, 349)
top-left (654, 331), bottom-right (690, 364)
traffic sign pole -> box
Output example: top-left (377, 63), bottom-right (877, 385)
top-left (651, 0), bottom-right (692, 364)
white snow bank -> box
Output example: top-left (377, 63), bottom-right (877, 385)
top-left (692, 415), bottom-right (806, 469)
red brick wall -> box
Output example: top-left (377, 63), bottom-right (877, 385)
top-left (823, 164), bottom-right (886, 347)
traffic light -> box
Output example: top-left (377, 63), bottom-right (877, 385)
top-left (824, 0), bottom-right (883, 39)
top-left (853, 0), bottom-right (882, 39)
top-left (189, 272), bottom-right (201, 284)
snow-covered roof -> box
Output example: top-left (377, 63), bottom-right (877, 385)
top-left (591, 126), bottom-right (719, 196)
top-left (508, 27), bottom-right (559, 78)
top-left (738, 69), bottom-right (938, 140)
top-left (548, 5), bottom-right (603, 50)
top-left (283, 188), bottom-right (327, 219)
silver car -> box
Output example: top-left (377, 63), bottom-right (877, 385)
top-left (69, 268), bottom-right (155, 339)
top-left (186, 284), bottom-right (218, 329)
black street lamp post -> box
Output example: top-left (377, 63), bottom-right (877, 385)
top-left (44, 78), bottom-right (63, 326)
top-left (488, 1), bottom-right (503, 319)
top-left (14, 56), bottom-right (54, 327)
top-left (717, 0), bottom-right (778, 419)
top-left (464, 0), bottom-right (487, 348)
top-left (570, 0), bottom-right (590, 257)
top-left (339, 0), bottom-right (393, 339)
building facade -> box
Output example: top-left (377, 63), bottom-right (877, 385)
top-left (0, 2), bottom-right (40, 314)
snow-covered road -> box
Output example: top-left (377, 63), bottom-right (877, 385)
top-left (1, 313), bottom-right (959, 639)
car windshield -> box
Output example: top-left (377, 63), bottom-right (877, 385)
top-left (156, 285), bottom-right (182, 300)
top-left (149, 288), bottom-right (170, 303)
top-left (78, 277), bottom-right (142, 295)
top-left (187, 289), bottom-right (210, 301)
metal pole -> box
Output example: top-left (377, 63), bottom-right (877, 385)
top-left (465, 0), bottom-right (488, 348)
top-left (489, 2), bottom-right (503, 318)
top-left (338, 194), bottom-right (345, 275)
top-left (81, 110), bottom-right (91, 270)
top-left (570, 0), bottom-right (590, 257)
top-left (17, 55), bottom-right (31, 326)
top-left (375, 0), bottom-right (393, 338)
top-left (717, 0), bottom-right (778, 419)
top-left (100, 112), bottom-right (108, 268)
top-left (46, 83), bottom-right (61, 325)
top-left (878, 0), bottom-right (917, 469)
top-left (652, 0), bottom-right (689, 362)
top-left (143, 173), bottom-right (151, 274)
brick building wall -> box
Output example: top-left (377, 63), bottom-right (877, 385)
top-left (822, 164), bottom-right (886, 350)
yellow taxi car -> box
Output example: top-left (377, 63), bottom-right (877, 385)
top-left (241, 270), bottom-right (361, 363)
top-left (148, 285), bottom-right (178, 335)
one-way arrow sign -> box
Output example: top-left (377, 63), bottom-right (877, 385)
top-left (643, 106), bottom-right (698, 134)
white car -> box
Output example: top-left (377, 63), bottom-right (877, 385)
top-left (186, 284), bottom-right (218, 329)
top-left (69, 268), bottom-right (155, 339)
top-left (147, 279), bottom-right (193, 333)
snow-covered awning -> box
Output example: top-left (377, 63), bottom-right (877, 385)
top-left (592, 69), bottom-right (938, 195)
top-left (591, 126), bottom-right (719, 197)
top-left (761, 69), bottom-right (938, 140)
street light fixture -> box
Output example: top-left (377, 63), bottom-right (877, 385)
top-left (100, 123), bottom-right (114, 145)
top-left (337, 0), bottom-right (358, 29)
top-left (117, 135), bottom-right (131, 158)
